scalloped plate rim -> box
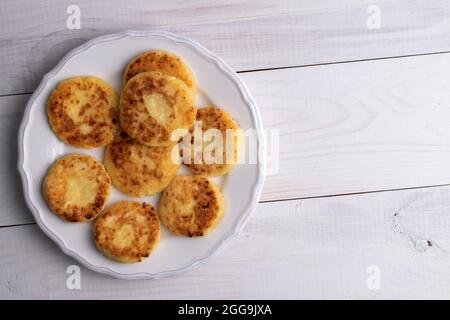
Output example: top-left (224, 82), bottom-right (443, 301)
top-left (17, 30), bottom-right (266, 280)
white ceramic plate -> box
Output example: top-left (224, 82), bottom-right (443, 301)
top-left (18, 30), bottom-right (265, 279)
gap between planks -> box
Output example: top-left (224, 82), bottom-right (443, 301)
top-left (3, 49), bottom-right (450, 98)
top-left (2, 0), bottom-right (450, 95)
top-left (4, 182), bottom-right (450, 230)
top-left (3, 51), bottom-right (450, 225)
top-left (3, 184), bottom-right (450, 298)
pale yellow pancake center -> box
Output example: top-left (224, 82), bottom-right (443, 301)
top-left (65, 175), bottom-right (96, 207)
top-left (113, 225), bottom-right (134, 248)
top-left (143, 93), bottom-right (172, 127)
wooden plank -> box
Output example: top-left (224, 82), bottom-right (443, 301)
top-left (6, 52), bottom-right (450, 225)
top-left (1, 0), bottom-right (450, 95)
top-left (251, 52), bottom-right (450, 201)
top-left (2, 186), bottom-right (450, 299)
top-left (0, 95), bottom-right (31, 226)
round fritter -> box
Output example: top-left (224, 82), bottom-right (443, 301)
top-left (94, 201), bottom-right (160, 263)
top-left (43, 154), bottom-right (111, 222)
top-left (123, 50), bottom-right (196, 90)
top-left (159, 175), bottom-right (225, 237)
top-left (47, 76), bottom-right (119, 148)
top-left (185, 106), bottom-right (242, 176)
top-left (120, 71), bottom-right (196, 147)
top-left (104, 132), bottom-right (180, 197)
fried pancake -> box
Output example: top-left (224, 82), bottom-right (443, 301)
top-left (43, 154), bottom-right (111, 222)
top-left (186, 106), bottom-right (242, 176)
top-left (47, 76), bottom-right (119, 148)
top-left (104, 132), bottom-right (180, 197)
top-left (120, 71), bottom-right (196, 147)
top-left (158, 175), bottom-right (225, 237)
top-left (94, 201), bottom-right (160, 263)
top-left (123, 50), bottom-right (196, 90)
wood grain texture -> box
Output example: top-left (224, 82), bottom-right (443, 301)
top-left (4, 1), bottom-right (450, 299)
top-left (0, 95), bottom-right (31, 226)
top-left (1, 0), bottom-right (450, 95)
top-left (251, 52), bottom-right (450, 201)
top-left (2, 185), bottom-right (450, 299)
top-left (5, 52), bottom-right (450, 225)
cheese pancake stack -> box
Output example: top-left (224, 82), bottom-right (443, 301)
top-left (43, 49), bottom-right (242, 264)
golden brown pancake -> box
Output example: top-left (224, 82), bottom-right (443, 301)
top-left (47, 76), bottom-right (119, 148)
top-left (94, 201), bottom-right (160, 263)
top-left (43, 154), bottom-right (111, 222)
top-left (123, 50), bottom-right (196, 90)
top-left (158, 175), bottom-right (225, 237)
top-left (185, 106), bottom-right (242, 176)
top-left (104, 132), bottom-right (180, 197)
top-left (120, 71), bottom-right (196, 147)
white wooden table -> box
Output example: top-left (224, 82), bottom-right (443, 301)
top-left (2, 0), bottom-right (450, 299)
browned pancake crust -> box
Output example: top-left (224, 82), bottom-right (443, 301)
top-left (47, 76), bottom-right (119, 148)
top-left (158, 175), bottom-right (225, 237)
top-left (104, 132), bottom-right (180, 197)
top-left (94, 201), bottom-right (160, 263)
top-left (186, 106), bottom-right (241, 176)
top-left (120, 71), bottom-right (196, 146)
top-left (123, 50), bottom-right (196, 90)
top-left (43, 154), bottom-right (111, 222)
